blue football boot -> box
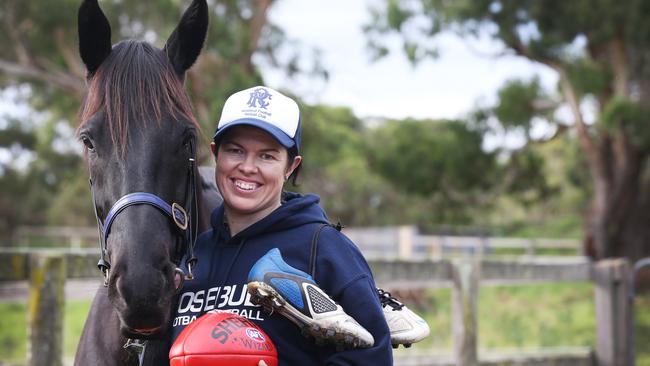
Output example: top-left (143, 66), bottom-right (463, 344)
top-left (247, 248), bottom-right (374, 350)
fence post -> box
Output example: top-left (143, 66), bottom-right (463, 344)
top-left (526, 239), bottom-right (536, 256)
top-left (28, 253), bottom-right (65, 366)
top-left (593, 259), bottom-right (631, 366)
top-left (451, 259), bottom-right (480, 366)
top-left (397, 226), bottom-right (415, 260)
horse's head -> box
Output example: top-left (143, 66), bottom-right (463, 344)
top-left (76, 0), bottom-right (208, 339)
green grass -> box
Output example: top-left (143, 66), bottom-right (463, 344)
top-left (395, 284), bottom-right (650, 365)
top-left (0, 303), bottom-right (27, 361)
top-left (2, 286), bottom-right (649, 364)
top-left (636, 295), bottom-right (650, 366)
top-left (64, 300), bottom-right (92, 357)
top-left (398, 283), bottom-right (596, 352)
top-left (0, 299), bottom-right (92, 363)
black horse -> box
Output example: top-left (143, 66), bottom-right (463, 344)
top-left (74, 1), bottom-right (220, 365)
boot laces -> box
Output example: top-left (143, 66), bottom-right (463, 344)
top-left (378, 288), bottom-right (404, 310)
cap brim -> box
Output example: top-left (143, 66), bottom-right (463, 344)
top-left (213, 118), bottom-right (296, 149)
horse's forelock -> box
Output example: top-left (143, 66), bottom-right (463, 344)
top-left (78, 40), bottom-right (199, 154)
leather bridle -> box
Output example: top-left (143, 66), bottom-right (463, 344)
top-left (89, 139), bottom-right (198, 288)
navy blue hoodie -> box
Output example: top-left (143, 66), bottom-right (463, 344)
top-left (171, 192), bottom-right (393, 365)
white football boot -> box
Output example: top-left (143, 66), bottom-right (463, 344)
top-left (378, 288), bottom-right (430, 348)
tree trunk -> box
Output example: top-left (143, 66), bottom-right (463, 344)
top-left (587, 153), bottom-right (650, 261)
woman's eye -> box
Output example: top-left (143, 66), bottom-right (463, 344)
top-left (81, 136), bottom-right (95, 151)
top-left (261, 153), bottom-right (275, 160)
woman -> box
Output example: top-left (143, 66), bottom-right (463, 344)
top-left (171, 86), bottom-right (393, 365)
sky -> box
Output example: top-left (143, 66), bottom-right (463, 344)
top-left (0, 0), bottom-right (562, 165)
top-left (260, 0), bottom-right (558, 122)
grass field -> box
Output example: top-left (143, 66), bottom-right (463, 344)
top-left (0, 299), bottom-right (91, 362)
top-left (396, 283), bottom-right (650, 365)
top-left (1, 284), bottom-right (649, 364)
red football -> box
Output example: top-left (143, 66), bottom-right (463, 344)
top-left (170, 310), bottom-right (278, 366)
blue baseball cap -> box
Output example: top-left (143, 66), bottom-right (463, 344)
top-left (213, 86), bottom-right (301, 152)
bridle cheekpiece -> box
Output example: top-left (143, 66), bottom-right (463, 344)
top-left (89, 139), bottom-right (199, 288)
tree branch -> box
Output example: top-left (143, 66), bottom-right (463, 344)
top-left (0, 59), bottom-right (85, 97)
top-left (54, 27), bottom-right (86, 81)
top-left (530, 122), bottom-right (570, 144)
top-left (610, 29), bottom-right (628, 97)
top-left (4, 0), bottom-right (32, 65)
top-left (241, 0), bottom-right (274, 73)
top-left (1, 2), bottom-right (85, 98)
top-left (555, 67), bottom-right (599, 165)
top-left (504, 29), bottom-right (600, 170)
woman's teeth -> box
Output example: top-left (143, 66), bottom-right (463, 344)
top-left (235, 180), bottom-right (258, 191)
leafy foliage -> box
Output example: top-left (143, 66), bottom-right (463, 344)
top-left (493, 78), bottom-right (546, 134)
top-left (0, 0), bottom-right (312, 241)
top-left (366, 118), bottom-right (501, 224)
top-left (365, 0), bottom-right (650, 259)
top-left (0, 0), bottom-right (601, 245)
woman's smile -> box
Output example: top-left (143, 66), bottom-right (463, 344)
top-left (233, 178), bottom-right (261, 192)
top-left (213, 125), bottom-right (301, 234)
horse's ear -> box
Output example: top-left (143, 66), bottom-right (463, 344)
top-left (78, 0), bottom-right (112, 77)
top-left (164, 0), bottom-right (209, 78)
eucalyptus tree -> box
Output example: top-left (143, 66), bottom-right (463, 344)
top-left (366, 0), bottom-right (650, 259)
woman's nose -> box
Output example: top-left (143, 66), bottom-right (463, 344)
top-left (239, 154), bottom-right (258, 174)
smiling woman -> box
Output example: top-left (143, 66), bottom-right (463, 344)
top-left (170, 85), bottom-right (394, 365)
top-left (213, 126), bottom-right (301, 236)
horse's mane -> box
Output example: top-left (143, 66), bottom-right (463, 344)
top-left (78, 40), bottom-right (199, 154)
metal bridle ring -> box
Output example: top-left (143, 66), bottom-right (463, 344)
top-left (174, 267), bottom-right (186, 293)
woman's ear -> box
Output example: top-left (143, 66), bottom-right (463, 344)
top-left (287, 155), bottom-right (302, 177)
top-left (210, 142), bottom-right (217, 158)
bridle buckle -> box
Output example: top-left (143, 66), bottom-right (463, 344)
top-left (171, 202), bottom-right (188, 230)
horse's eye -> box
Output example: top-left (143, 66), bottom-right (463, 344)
top-left (81, 136), bottom-right (95, 151)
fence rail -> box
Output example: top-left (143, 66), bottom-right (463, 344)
top-left (1, 249), bottom-right (632, 366)
top-left (12, 226), bottom-right (98, 248)
top-left (343, 226), bottom-right (583, 260)
top-left (10, 225), bottom-right (582, 259)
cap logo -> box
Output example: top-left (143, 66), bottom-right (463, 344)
top-left (247, 88), bottom-right (272, 109)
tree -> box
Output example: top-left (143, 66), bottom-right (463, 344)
top-left (366, 0), bottom-right (650, 260)
top-left (367, 118), bottom-right (500, 224)
top-left (296, 103), bottom-right (398, 226)
top-left (0, 0), bottom-right (315, 241)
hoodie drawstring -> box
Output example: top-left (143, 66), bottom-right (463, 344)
top-left (216, 238), bottom-right (247, 292)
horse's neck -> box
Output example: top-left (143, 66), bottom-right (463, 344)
top-left (196, 165), bottom-right (222, 233)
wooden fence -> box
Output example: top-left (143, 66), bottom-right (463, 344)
top-left (12, 226), bottom-right (99, 249)
top-left (0, 249), bottom-right (634, 366)
top-left (343, 226), bottom-right (583, 260)
top-left (10, 225), bottom-right (582, 258)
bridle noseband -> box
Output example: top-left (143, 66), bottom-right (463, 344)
top-left (89, 139), bottom-right (198, 288)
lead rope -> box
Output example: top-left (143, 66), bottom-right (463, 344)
top-left (123, 338), bottom-right (147, 365)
